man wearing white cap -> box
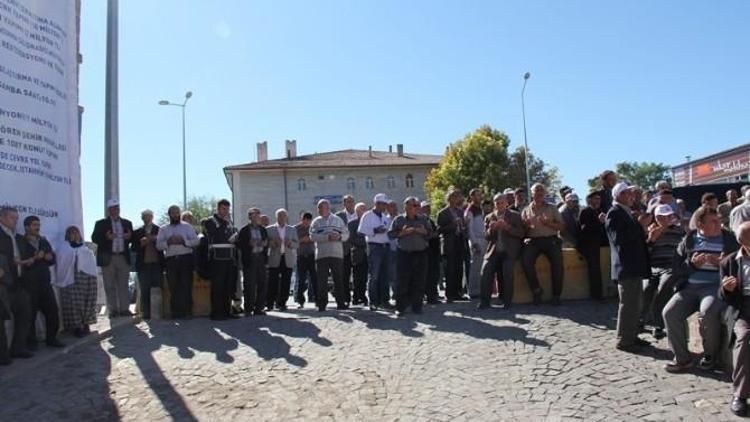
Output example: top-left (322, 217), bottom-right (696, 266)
top-left (131, 209), bottom-right (164, 320)
top-left (358, 194), bottom-right (393, 310)
top-left (605, 182), bottom-right (652, 352)
top-left (91, 199), bottom-right (134, 318)
top-left (641, 204), bottom-right (684, 340)
top-left (558, 192), bottom-right (581, 248)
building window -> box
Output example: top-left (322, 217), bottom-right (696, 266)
top-left (346, 177), bottom-right (356, 191)
top-left (365, 177), bottom-right (374, 189)
top-left (405, 174), bottom-right (414, 188)
top-left (297, 178), bottom-right (306, 191)
top-left (386, 175), bottom-right (396, 189)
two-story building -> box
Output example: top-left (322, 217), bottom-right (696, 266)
top-left (223, 140), bottom-right (442, 225)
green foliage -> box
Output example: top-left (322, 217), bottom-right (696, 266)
top-left (424, 125), bottom-right (560, 212)
top-left (158, 195), bottom-right (217, 229)
top-left (587, 162), bottom-right (671, 191)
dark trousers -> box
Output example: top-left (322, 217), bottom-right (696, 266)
top-left (243, 253), bottom-right (268, 313)
top-left (137, 262), bottom-right (162, 319)
top-left (209, 259), bottom-right (236, 318)
top-left (342, 252), bottom-right (352, 296)
top-left (580, 242), bottom-right (603, 299)
top-left (444, 243), bottom-right (465, 300)
top-left (424, 249), bottom-right (440, 300)
top-left (733, 308), bottom-right (750, 399)
top-left (521, 236), bottom-right (564, 297)
top-left (166, 254), bottom-right (194, 318)
top-left (268, 258), bottom-right (292, 309)
top-left (479, 251), bottom-right (516, 306)
top-left (352, 258), bottom-right (368, 304)
top-left (396, 250), bottom-right (427, 312)
top-left (316, 257), bottom-right (345, 309)
top-left (24, 277), bottom-right (60, 344)
top-left (295, 255), bottom-right (317, 305)
top-left (0, 286), bottom-right (31, 360)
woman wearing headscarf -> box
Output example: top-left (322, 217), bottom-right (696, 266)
top-left (54, 226), bottom-right (98, 337)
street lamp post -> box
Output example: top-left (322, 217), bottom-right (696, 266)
top-left (159, 91), bottom-right (193, 210)
top-left (521, 72), bottom-right (532, 197)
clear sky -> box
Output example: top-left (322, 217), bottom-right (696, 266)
top-left (78, 0), bottom-right (750, 234)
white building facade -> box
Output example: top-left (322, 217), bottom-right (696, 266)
top-left (223, 141), bottom-right (442, 225)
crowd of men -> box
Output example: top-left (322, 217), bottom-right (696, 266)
top-left (6, 170), bottom-right (750, 416)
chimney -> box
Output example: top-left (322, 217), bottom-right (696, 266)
top-left (388, 145), bottom-right (393, 153)
top-left (285, 139), bottom-right (297, 159)
top-left (256, 141), bottom-right (268, 162)
top-left (397, 144), bottom-right (404, 157)
top-left (368, 145), bottom-right (373, 158)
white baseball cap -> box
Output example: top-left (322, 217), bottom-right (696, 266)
top-left (611, 182), bottom-right (634, 199)
top-left (503, 188), bottom-right (515, 195)
top-left (106, 198), bottom-right (120, 208)
top-left (373, 193), bottom-right (389, 204)
top-left (420, 200), bottom-right (430, 208)
top-left (654, 204), bottom-right (676, 217)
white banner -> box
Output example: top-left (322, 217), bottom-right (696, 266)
top-left (0, 0), bottom-right (81, 245)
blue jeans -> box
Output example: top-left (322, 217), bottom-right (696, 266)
top-left (367, 244), bottom-right (390, 306)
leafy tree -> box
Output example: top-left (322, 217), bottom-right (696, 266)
top-left (587, 161), bottom-right (671, 191)
top-left (158, 195), bottom-right (217, 229)
top-left (425, 125), bottom-right (560, 212)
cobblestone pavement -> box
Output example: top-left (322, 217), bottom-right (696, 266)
top-left (0, 300), bottom-right (739, 421)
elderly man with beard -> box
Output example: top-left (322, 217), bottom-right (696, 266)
top-left (157, 205), bottom-right (200, 319)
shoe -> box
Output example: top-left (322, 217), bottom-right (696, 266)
top-left (46, 339), bottom-right (65, 348)
top-left (317, 306), bottom-right (326, 312)
top-left (476, 302), bottom-right (491, 310)
top-left (698, 355), bottom-right (715, 370)
top-left (297, 303), bottom-right (305, 309)
top-left (382, 303), bottom-right (395, 310)
top-left (361, 299), bottom-right (369, 307)
top-left (426, 297), bottom-right (441, 305)
top-left (278, 305), bottom-right (288, 312)
top-left (664, 359), bottom-right (694, 373)
top-left (253, 309), bottom-right (267, 316)
top-left (121, 310), bottom-right (134, 317)
top-left (11, 350), bottom-right (33, 359)
top-left (336, 304), bottom-right (349, 310)
top-left (551, 296), bottom-right (561, 306)
top-left (227, 314), bottom-right (240, 319)
top-left (108, 312), bottom-right (117, 318)
top-left (499, 302), bottom-right (512, 310)
top-left (369, 304), bottom-right (378, 311)
top-left (652, 327), bottom-right (666, 340)
top-left (731, 397), bottom-right (748, 417)
top-left (395, 310), bottom-right (404, 317)
top-left (633, 337), bottom-right (651, 347)
top-left (83, 325), bottom-right (91, 334)
top-left (532, 290), bottom-right (543, 306)
top-left (456, 295), bottom-right (470, 302)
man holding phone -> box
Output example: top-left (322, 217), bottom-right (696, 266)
top-left (358, 194), bottom-right (392, 310)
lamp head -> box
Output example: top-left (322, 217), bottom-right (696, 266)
top-left (185, 91), bottom-right (193, 99)
top-left (524, 72), bottom-right (531, 80)
top-left (158, 100), bottom-right (170, 105)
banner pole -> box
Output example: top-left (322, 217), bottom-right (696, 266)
top-left (104, 0), bottom-right (119, 215)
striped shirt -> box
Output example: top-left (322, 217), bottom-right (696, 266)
top-left (688, 232), bottom-right (724, 285)
top-left (648, 225), bottom-right (684, 268)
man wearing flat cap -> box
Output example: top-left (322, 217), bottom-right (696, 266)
top-left (92, 198), bottom-right (134, 318)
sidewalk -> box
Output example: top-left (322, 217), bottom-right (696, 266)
top-left (0, 305), bottom-right (140, 383)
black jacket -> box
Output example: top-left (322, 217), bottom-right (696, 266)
top-left (348, 218), bottom-right (367, 265)
top-left (605, 203), bottom-right (651, 280)
top-left (0, 228), bottom-right (25, 289)
top-left (437, 206), bottom-right (466, 256)
top-left (130, 225), bottom-right (165, 271)
top-left (91, 217), bottom-right (134, 266)
top-left (336, 211), bottom-right (353, 256)
top-left (20, 236), bottom-right (55, 285)
top-left (236, 224), bottom-right (268, 268)
top-left (674, 229), bottom-right (737, 291)
top-left (578, 206), bottom-right (608, 248)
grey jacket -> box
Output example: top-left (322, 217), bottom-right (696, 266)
top-left (310, 214), bottom-right (350, 260)
top-left (266, 224), bottom-right (299, 268)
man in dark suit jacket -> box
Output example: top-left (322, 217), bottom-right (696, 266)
top-left (348, 203), bottom-right (369, 306)
top-left (437, 189), bottom-right (469, 302)
top-left (578, 191), bottom-right (609, 300)
top-left (719, 221), bottom-right (750, 416)
top-left (605, 183), bottom-right (652, 352)
top-left (130, 209), bottom-right (164, 320)
top-left (236, 207), bottom-right (268, 316)
top-left (478, 193), bottom-right (525, 309)
top-left (91, 199), bottom-right (134, 317)
top-left (336, 195), bottom-right (356, 306)
top-left (0, 207), bottom-right (33, 362)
